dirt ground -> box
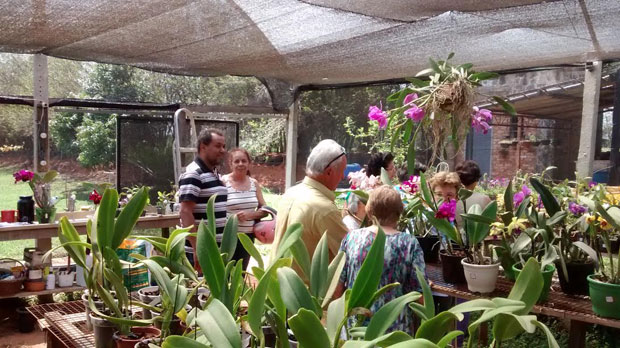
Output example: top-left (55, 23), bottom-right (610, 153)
top-left (0, 298), bottom-right (45, 348)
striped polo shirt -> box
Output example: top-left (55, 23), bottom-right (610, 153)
top-left (178, 157), bottom-right (228, 235)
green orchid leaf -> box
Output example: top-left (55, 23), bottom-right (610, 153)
top-left (326, 292), bottom-right (347, 342)
top-left (162, 335), bottom-right (209, 348)
top-left (493, 96), bottom-right (517, 116)
top-left (415, 311), bottom-right (460, 343)
top-left (288, 309), bottom-right (331, 348)
top-left (277, 267), bottom-right (321, 317)
top-left (238, 233), bottom-right (264, 269)
top-left (197, 220), bottom-right (225, 299)
top-left (220, 214), bottom-right (239, 263)
top-left (97, 188), bottom-right (118, 251)
top-left (348, 227), bottom-right (386, 311)
top-left (365, 292), bottom-right (421, 340)
top-left (530, 178), bottom-right (560, 217)
top-left (275, 223), bottom-right (304, 261)
top-left (310, 232), bottom-right (329, 298)
top-left (112, 187), bottom-right (148, 250)
top-left (322, 251), bottom-right (346, 307)
top-left (196, 299), bottom-right (241, 348)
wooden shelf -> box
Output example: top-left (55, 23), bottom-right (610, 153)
top-left (0, 284), bottom-right (84, 299)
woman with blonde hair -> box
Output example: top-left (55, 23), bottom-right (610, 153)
top-left (429, 171), bottom-right (461, 202)
top-left (334, 185), bottom-right (426, 334)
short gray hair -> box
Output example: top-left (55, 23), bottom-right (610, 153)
top-left (306, 139), bottom-right (345, 176)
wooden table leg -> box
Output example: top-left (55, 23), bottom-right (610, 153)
top-left (568, 320), bottom-right (587, 348)
top-left (162, 227), bottom-right (170, 238)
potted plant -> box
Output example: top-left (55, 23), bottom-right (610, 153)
top-left (459, 200), bottom-right (499, 293)
top-left (13, 169), bottom-right (59, 223)
top-left (44, 187), bottom-right (156, 348)
top-left (586, 202), bottom-right (620, 319)
top-left (507, 178), bottom-right (560, 302)
top-left (155, 190), bottom-right (175, 215)
top-left (399, 176), bottom-right (440, 263)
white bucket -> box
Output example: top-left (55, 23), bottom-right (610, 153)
top-left (57, 272), bottom-right (75, 287)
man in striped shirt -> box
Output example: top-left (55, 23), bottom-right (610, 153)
top-left (179, 128), bottom-right (228, 272)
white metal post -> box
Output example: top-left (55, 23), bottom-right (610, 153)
top-left (285, 97), bottom-right (299, 190)
top-left (33, 54), bottom-right (52, 251)
top-left (576, 61), bottom-right (602, 178)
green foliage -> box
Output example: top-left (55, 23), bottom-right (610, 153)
top-left (75, 115), bottom-right (116, 167)
top-left (50, 112), bottom-right (84, 156)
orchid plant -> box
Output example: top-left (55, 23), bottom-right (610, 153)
top-left (13, 169), bottom-right (58, 215)
top-left (367, 53), bottom-right (515, 172)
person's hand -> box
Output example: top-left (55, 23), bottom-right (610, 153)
top-left (236, 211), bottom-right (251, 222)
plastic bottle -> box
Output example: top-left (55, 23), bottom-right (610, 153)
top-left (46, 273), bottom-right (55, 290)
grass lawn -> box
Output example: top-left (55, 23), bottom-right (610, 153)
top-left (0, 165), bottom-right (283, 259)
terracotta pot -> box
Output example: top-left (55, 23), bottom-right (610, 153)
top-left (113, 327), bottom-right (161, 348)
top-left (439, 251), bottom-right (466, 283)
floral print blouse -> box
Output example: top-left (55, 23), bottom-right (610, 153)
top-left (339, 227), bottom-right (426, 335)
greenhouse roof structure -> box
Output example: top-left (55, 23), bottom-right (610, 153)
top-left (0, 0), bottom-right (618, 86)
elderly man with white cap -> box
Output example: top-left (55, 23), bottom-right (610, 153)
top-left (271, 139), bottom-right (349, 277)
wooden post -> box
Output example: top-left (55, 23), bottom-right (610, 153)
top-left (33, 54), bottom-right (51, 252)
top-left (576, 61), bottom-right (602, 177)
top-left (609, 72), bottom-right (620, 185)
top-left (568, 320), bottom-right (587, 348)
top-left (285, 97), bottom-right (299, 190)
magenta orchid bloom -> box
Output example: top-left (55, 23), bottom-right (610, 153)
top-left (471, 106), bottom-right (493, 134)
top-left (400, 175), bottom-right (420, 194)
top-left (404, 104), bottom-right (425, 122)
top-left (13, 169), bottom-right (34, 183)
top-left (403, 93), bottom-right (418, 106)
top-left (368, 105), bottom-right (388, 129)
top-left (435, 199), bottom-right (457, 222)
top-left (513, 185), bottom-right (532, 208)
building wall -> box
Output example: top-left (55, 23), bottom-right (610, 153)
top-left (475, 67), bottom-right (585, 179)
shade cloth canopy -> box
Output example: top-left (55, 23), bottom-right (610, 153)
top-left (0, 0), bottom-right (618, 86)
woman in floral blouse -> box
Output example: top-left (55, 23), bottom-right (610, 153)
top-left (334, 185), bottom-right (426, 335)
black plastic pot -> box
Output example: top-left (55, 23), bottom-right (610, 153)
top-left (416, 236), bottom-right (440, 263)
top-left (16, 307), bottom-right (34, 333)
top-left (556, 260), bottom-right (595, 296)
top-left (439, 250), bottom-right (466, 284)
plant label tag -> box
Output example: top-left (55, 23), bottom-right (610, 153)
top-left (606, 296), bottom-right (614, 303)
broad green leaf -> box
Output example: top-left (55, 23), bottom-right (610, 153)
top-left (448, 299), bottom-right (495, 319)
top-left (290, 239), bottom-right (311, 279)
top-left (381, 167), bottom-right (392, 186)
top-left (368, 283), bottom-right (400, 310)
top-left (572, 241), bottom-right (598, 266)
top-left (162, 335), bottom-right (209, 348)
top-left (348, 227), bottom-right (386, 311)
top-left (420, 174), bottom-right (434, 208)
top-left (220, 215), bottom-right (239, 263)
top-left (322, 251), bottom-right (346, 307)
top-left (492, 258), bottom-right (543, 341)
top-left (88, 294), bottom-right (153, 329)
top-left (493, 96), bottom-right (516, 116)
top-left (275, 223), bottom-right (304, 261)
top-left (238, 233), bottom-right (263, 269)
top-left (415, 311), bottom-right (460, 343)
top-left (103, 267), bottom-right (128, 310)
top-left (97, 188), bottom-right (118, 251)
top-left (365, 292), bottom-right (421, 340)
top-left (248, 258), bottom-right (289, 341)
top-left (469, 72), bottom-right (499, 81)
top-left (429, 58), bottom-right (441, 74)
top-left (277, 267), bottom-right (321, 317)
top-left (206, 194), bottom-right (217, 236)
top-left (310, 232), bottom-right (329, 297)
top-left (471, 201), bottom-right (497, 245)
top-left (112, 187), bottom-right (148, 249)
top-left (197, 220), bottom-right (225, 299)
top-left (42, 170), bottom-right (58, 183)
top-left (532, 319), bottom-right (561, 348)
top-left (530, 178), bottom-right (560, 217)
top-left (436, 330), bottom-right (464, 348)
top-left (196, 299), bottom-right (241, 348)
top-left (597, 204), bottom-right (620, 230)
top-left (504, 180), bottom-right (514, 214)
top-left (424, 212), bottom-right (461, 245)
top-left (288, 309), bottom-right (331, 348)
top-left (546, 211), bottom-right (567, 226)
top-left (326, 292), bottom-right (347, 342)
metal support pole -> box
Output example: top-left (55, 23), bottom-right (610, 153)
top-left (285, 97), bottom-right (299, 190)
top-left (609, 72), bottom-right (620, 185)
top-left (576, 61), bottom-right (602, 178)
top-left (33, 54), bottom-right (51, 251)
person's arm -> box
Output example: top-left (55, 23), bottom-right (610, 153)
top-left (252, 180), bottom-right (269, 220)
top-left (178, 172), bottom-right (201, 271)
top-left (333, 282), bottom-right (346, 300)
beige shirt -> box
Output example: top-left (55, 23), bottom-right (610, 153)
top-left (270, 177), bottom-right (348, 277)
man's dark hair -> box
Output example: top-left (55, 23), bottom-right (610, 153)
top-left (366, 152), bottom-right (394, 177)
top-left (455, 160), bottom-right (482, 187)
top-left (197, 128), bottom-right (225, 151)
top-left (397, 161), bottom-right (427, 182)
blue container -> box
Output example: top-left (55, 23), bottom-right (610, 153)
top-left (593, 169), bottom-right (609, 184)
top-left (344, 163), bottom-right (361, 178)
